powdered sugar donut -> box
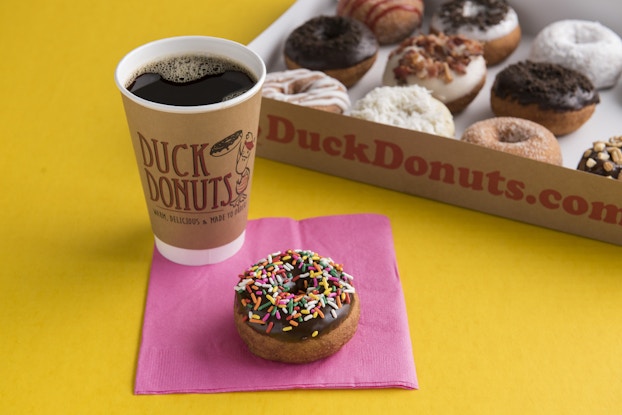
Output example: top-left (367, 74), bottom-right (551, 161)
top-left (529, 20), bottom-right (622, 89)
top-left (350, 85), bottom-right (455, 137)
top-left (461, 117), bottom-right (562, 165)
top-left (383, 33), bottom-right (486, 113)
top-left (262, 69), bottom-right (351, 114)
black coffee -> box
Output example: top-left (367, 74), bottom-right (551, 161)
top-left (126, 54), bottom-right (256, 106)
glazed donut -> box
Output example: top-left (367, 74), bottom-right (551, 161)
top-left (430, 0), bottom-right (521, 66)
top-left (262, 69), bottom-right (351, 114)
top-left (336, 0), bottom-right (425, 45)
top-left (490, 61), bottom-right (600, 136)
top-left (577, 136), bottom-right (622, 180)
top-left (350, 85), bottom-right (455, 137)
top-left (383, 33), bottom-right (486, 113)
top-left (529, 20), bottom-right (622, 90)
top-left (233, 249), bottom-right (360, 364)
top-left (284, 15), bottom-right (379, 87)
top-left (461, 117), bottom-right (562, 165)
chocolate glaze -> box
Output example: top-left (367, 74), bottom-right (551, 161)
top-left (492, 61), bottom-right (599, 111)
top-left (235, 294), bottom-right (355, 342)
top-left (437, 0), bottom-right (510, 32)
top-left (284, 15), bottom-right (378, 70)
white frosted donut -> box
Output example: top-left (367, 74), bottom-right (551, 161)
top-left (529, 20), bottom-right (622, 89)
top-left (350, 85), bottom-right (455, 137)
top-left (383, 33), bottom-right (486, 113)
top-left (461, 117), bottom-right (562, 165)
top-left (262, 69), bottom-right (351, 113)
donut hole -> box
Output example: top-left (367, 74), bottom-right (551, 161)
top-left (573, 27), bottom-right (603, 44)
top-left (462, 1), bottom-right (486, 18)
top-left (499, 124), bottom-right (529, 143)
top-left (317, 18), bottom-right (349, 43)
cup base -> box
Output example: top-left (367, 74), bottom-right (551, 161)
top-left (154, 231), bottom-right (245, 266)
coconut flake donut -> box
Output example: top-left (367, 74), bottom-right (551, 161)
top-left (350, 85), bottom-right (455, 137)
top-left (262, 69), bottom-right (351, 114)
top-left (383, 33), bottom-right (486, 113)
top-left (461, 117), bottom-right (562, 165)
top-left (284, 15), bottom-right (379, 87)
top-left (430, 0), bottom-right (521, 66)
top-left (233, 249), bottom-right (360, 364)
top-left (337, 0), bottom-right (425, 45)
top-left (491, 61), bottom-right (600, 136)
top-left (529, 20), bottom-right (622, 90)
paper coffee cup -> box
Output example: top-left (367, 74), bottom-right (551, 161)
top-left (115, 36), bottom-right (266, 265)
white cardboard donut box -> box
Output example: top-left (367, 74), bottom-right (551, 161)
top-left (249, 0), bottom-right (622, 245)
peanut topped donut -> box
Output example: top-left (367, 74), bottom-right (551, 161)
top-left (491, 61), bottom-right (600, 136)
top-left (430, 0), bottom-right (520, 65)
top-left (383, 33), bottom-right (486, 113)
top-left (461, 117), bottom-right (562, 165)
top-left (262, 69), bottom-right (351, 114)
top-left (529, 20), bottom-right (622, 90)
top-left (337, 0), bottom-right (425, 45)
top-left (577, 136), bottom-right (622, 180)
top-left (284, 15), bottom-right (379, 87)
top-left (234, 249), bottom-right (360, 363)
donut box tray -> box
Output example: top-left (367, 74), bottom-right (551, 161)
top-left (249, 0), bottom-right (622, 246)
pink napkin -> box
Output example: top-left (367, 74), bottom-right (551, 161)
top-left (134, 214), bottom-right (418, 394)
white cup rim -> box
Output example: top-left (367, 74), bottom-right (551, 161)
top-left (114, 36), bottom-right (266, 114)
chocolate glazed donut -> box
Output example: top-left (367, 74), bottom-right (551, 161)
top-left (284, 15), bottom-right (379, 87)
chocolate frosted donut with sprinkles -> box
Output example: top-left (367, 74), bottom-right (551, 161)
top-left (233, 249), bottom-right (360, 363)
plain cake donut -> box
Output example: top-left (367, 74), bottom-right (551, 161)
top-left (234, 249), bottom-right (360, 364)
top-left (336, 0), bottom-right (425, 45)
top-left (430, 0), bottom-right (521, 65)
top-left (491, 61), bottom-right (600, 136)
top-left (529, 19), bottom-right (622, 90)
top-left (350, 84), bottom-right (455, 137)
top-left (383, 33), bottom-right (486, 113)
top-left (461, 117), bottom-right (563, 165)
top-left (262, 69), bottom-right (351, 114)
top-left (284, 15), bottom-right (379, 87)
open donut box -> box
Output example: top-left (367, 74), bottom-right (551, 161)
top-left (249, 0), bottom-right (622, 246)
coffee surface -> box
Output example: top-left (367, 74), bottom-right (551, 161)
top-left (127, 54), bottom-right (256, 106)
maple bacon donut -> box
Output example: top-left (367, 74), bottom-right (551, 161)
top-left (461, 117), bottom-right (562, 165)
top-left (234, 249), bottom-right (360, 364)
top-left (262, 69), bottom-right (351, 114)
top-left (430, 0), bottom-right (520, 65)
top-left (383, 33), bottom-right (486, 113)
top-left (337, 0), bottom-right (425, 45)
top-left (284, 15), bottom-right (379, 87)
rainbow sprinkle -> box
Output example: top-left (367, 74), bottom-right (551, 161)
top-left (234, 249), bottom-right (356, 340)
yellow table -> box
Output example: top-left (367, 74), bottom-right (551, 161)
top-left (1, 1), bottom-right (621, 413)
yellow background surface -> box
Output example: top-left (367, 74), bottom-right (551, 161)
top-left (1, 0), bottom-right (621, 413)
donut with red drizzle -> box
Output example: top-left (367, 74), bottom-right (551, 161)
top-left (337, 0), bottom-right (425, 45)
top-left (233, 249), bottom-right (360, 363)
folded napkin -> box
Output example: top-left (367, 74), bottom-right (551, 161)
top-left (134, 214), bottom-right (417, 394)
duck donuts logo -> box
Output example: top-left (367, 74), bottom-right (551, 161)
top-left (137, 129), bottom-right (256, 215)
